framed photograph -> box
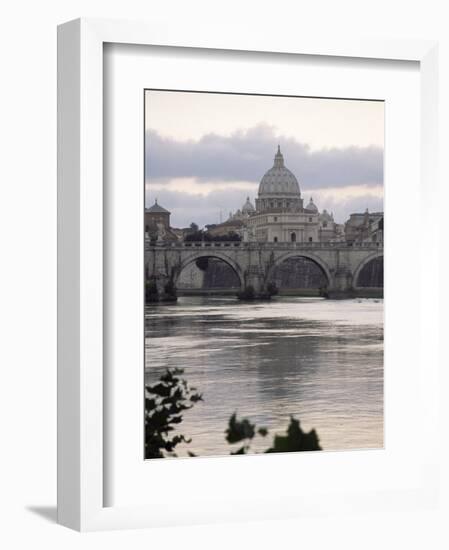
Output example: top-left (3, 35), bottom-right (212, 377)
top-left (143, 88), bottom-right (384, 461)
top-left (58, 18), bottom-right (440, 531)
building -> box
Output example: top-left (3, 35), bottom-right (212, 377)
top-left (317, 206), bottom-right (345, 242)
top-left (344, 209), bottom-right (384, 244)
top-left (146, 148), bottom-right (377, 246)
top-left (145, 200), bottom-right (178, 242)
top-left (209, 146), bottom-right (344, 243)
top-left (206, 217), bottom-right (246, 238)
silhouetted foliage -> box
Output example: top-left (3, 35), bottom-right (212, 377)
top-left (226, 413), bottom-right (256, 443)
top-left (265, 416), bottom-right (321, 453)
top-left (225, 413), bottom-right (321, 454)
top-left (145, 368), bottom-right (203, 459)
top-left (225, 413), bottom-right (260, 454)
top-left (145, 372), bottom-right (321, 459)
top-left (190, 222), bottom-right (199, 232)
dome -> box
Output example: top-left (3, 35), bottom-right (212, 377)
top-left (146, 199), bottom-right (170, 214)
top-left (242, 196), bottom-right (255, 213)
top-left (258, 146), bottom-right (300, 197)
top-left (320, 209), bottom-right (333, 222)
top-left (306, 197), bottom-right (318, 213)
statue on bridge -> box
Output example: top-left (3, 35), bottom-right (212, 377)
top-left (242, 226), bottom-right (256, 242)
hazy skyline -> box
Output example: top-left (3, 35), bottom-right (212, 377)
top-left (145, 90), bottom-right (384, 227)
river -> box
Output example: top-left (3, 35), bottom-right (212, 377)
top-left (145, 296), bottom-right (383, 457)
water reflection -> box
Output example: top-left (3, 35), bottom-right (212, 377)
top-left (145, 296), bottom-right (383, 456)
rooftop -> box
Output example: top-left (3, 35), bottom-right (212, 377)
top-left (146, 199), bottom-right (170, 214)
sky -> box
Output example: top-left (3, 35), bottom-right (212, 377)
top-left (145, 90), bottom-right (384, 228)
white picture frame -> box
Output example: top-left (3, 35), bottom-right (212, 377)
top-left (57, 17), bottom-right (439, 531)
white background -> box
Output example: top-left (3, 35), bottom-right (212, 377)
top-left (1, 0), bottom-right (448, 548)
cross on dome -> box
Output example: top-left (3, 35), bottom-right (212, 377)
top-left (274, 145), bottom-right (284, 168)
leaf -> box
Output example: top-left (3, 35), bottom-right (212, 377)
top-left (144, 369), bottom-right (203, 458)
top-left (225, 413), bottom-right (256, 444)
top-left (190, 393), bottom-right (203, 402)
top-left (148, 383), bottom-right (171, 397)
top-left (265, 416), bottom-right (322, 453)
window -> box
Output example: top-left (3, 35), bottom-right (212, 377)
top-left (323, 222), bottom-right (328, 228)
top-left (291, 232), bottom-right (296, 242)
top-left (274, 236), bottom-right (278, 243)
top-left (309, 217), bottom-right (313, 222)
top-left (309, 237), bottom-right (313, 242)
top-left (274, 216), bottom-right (278, 222)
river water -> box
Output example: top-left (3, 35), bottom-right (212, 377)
top-left (145, 296), bottom-right (383, 457)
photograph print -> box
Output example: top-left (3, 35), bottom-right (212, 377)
top-left (144, 90), bottom-right (384, 459)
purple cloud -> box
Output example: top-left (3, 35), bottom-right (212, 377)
top-left (145, 124), bottom-right (383, 189)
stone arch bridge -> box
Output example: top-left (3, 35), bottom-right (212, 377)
top-left (145, 240), bottom-right (383, 296)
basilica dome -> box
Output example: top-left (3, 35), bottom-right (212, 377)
top-left (306, 197), bottom-right (318, 213)
top-left (242, 196), bottom-right (255, 214)
top-left (258, 146), bottom-right (300, 197)
top-left (320, 209), bottom-right (333, 222)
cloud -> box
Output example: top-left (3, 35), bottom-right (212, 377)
top-left (145, 124), bottom-right (383, 190)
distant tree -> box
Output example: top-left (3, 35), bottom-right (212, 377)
top-left (185, 230), bottom-right (205, 242)
top-left (186, 230), bottom-right (242, 242)
top-left (190, 222), bottom-right (199, 232)
top-left (210, 232), bottom-right (241, 242)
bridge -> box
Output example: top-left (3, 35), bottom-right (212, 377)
top-left (145, 240), bottom-right (383, 296)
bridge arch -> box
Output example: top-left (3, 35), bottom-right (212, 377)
top-left (353, 252), bottom-right (384, 288)
top-left (174, 251), bottom-right (245, 289)
top-left (267, 251), bottom-right (333, 288)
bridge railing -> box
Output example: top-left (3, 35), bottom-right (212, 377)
top-left (145, 239), bottom-right (383, 251)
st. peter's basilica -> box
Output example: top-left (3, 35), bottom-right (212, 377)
top-left (145, 146), bottom-right (383, 245)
